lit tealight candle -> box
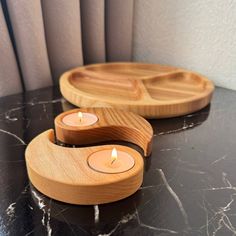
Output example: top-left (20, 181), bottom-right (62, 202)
top-left (62, 111), bottom-right (98, 127)
top-left (87, 148), bottom-right (135, 174)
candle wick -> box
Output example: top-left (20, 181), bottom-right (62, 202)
top-left (111, 148), bottom-right (117, 165)
top-left (111, 159), bottom-right (116, 165)
top-left (78, 112), bottom-right (83, 123)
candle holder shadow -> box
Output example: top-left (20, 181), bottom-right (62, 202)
top-left (54, 108), bottom-right (153, 157)
top-left (25, 129), bottom-right (144, 205)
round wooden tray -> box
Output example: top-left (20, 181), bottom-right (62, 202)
top-left (60, 63), bottom-right (214, 118)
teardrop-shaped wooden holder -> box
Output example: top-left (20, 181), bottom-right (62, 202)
top-left (60, 62), bottom-right (214, 118)
top-left (55, 108), bottom-right (153, 157)
top-left (25, 130), bottom-right (143, 205)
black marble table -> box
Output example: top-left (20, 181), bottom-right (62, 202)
top-left (0, 86), bottom-right (236, 236)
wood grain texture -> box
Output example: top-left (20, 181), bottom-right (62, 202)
top-left (25, 129), bottom-right (143, 205)
top-left (60, 62), bottom-right (214, 118)
top-left (55, 108), bottom-right (153, 157)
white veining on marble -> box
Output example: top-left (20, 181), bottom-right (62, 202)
top-left (25, 98), bottom-right (64, 106)
top-left (139, 223), bottom-right (178, 234)
top-left (0, 216), bottom-right (7, 235)
top-left (99, 202), bottom-right (179, 235)
top-left (5, 185), bottom-right (29, 225)
top-left (32, 191), bottom-right (46, 210)
top-left (202, 198), bottom-right (210, 236)
top-left (53, 207), bottom-right (68, 217)
top-left (42, 104), bottom-right (47, 113)
top-left (185, 114), bottom-right (196, 118)
top-left (58, 210), bottom-right (89, 235)
top-left (177, 166), bottom-right (206, 175)
top-left (209, 207), bottom-right (236, 236)
top-left (211, 155), bottom-right (227, 165)
top-left (46, 207), bottom-right (52, 236)
top-left (28, 205), bottom-right (34, 210)
top-left (222, 214), bottom-right (236, 234)
top-left (98, 212), bottom-right (137, 236)
top-left (160, 147), bottom-right (181, 152)
top-left (198, 172), bottom-right (236, 235)
top-left (139, 185), bottom-right (160, 190)
top-left (212, 217), bottom-right (224, 236)
top-left (157, 169), bottom-right (190, 229)
top-left (200, 186), bottom-right (236, 191)
top-left (158, 119), bottom-right (203, 135)
top-left (94, 205), bottom-right (99, 223)
top-left (5, 203), bottom-right (16, 222)
top-left (25, 119), bottom-right (31, 129)
top-left (32, 190), bottom-right (52, 236)
top-left (3, 106), bottom-right (25, 121)
top-left (184, 111), bottom-right (209, 118)
top-left (222, 172), bottom-right (232, 187)
top-left (21, 185), bottom-right (29, 194)
top-left (25, 229), bottom-right (35, 236)
top-left (177, 158), bottom-right (199, 167)
top-left (135, 207), bottom-right (178, 234)
top-left (0, 98), bottom-right (64, 123)
top-left (0, 129), bottom-right (26, 145)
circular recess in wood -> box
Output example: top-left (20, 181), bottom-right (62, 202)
top-left (60, 62), bottom-right (214, 118)
top-left (54, 108), bottom-right (153, 157)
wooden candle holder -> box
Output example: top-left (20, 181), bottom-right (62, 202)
top-left (60, 62), bottom-right (214, 118)
top-left (25, 130), bottom-right (143, 205)
top-left (55, 108), bottom-right (153, 157)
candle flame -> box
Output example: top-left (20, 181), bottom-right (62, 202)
top-left (111, 148), bottom-right (118, 165)
top-left (78, 112), bottom-right (83, 122)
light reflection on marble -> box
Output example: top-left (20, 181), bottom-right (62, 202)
top-left (0, 86), bottom-right (236, 235)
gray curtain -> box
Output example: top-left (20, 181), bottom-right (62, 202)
top-left (0, 0), bottom-right (134, 97)
top-left (0, 4), bottom-right (22, 96)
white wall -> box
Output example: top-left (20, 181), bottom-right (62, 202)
top-left (133, 0), bottom-right (236, 90)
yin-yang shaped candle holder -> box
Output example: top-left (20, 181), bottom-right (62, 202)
top-left (25, 108), bottom-right (153, 205)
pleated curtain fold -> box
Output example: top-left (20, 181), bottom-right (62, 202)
top-left (0, 3), bottom-right (22, 97)
top-left (0, 0), bottom-right (134, 97)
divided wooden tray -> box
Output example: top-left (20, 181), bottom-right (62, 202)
top-left (60, 63), bottom-right (214, 118)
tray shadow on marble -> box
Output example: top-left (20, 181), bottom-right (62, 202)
top-left (150, 104), bottom-right (211, 135)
